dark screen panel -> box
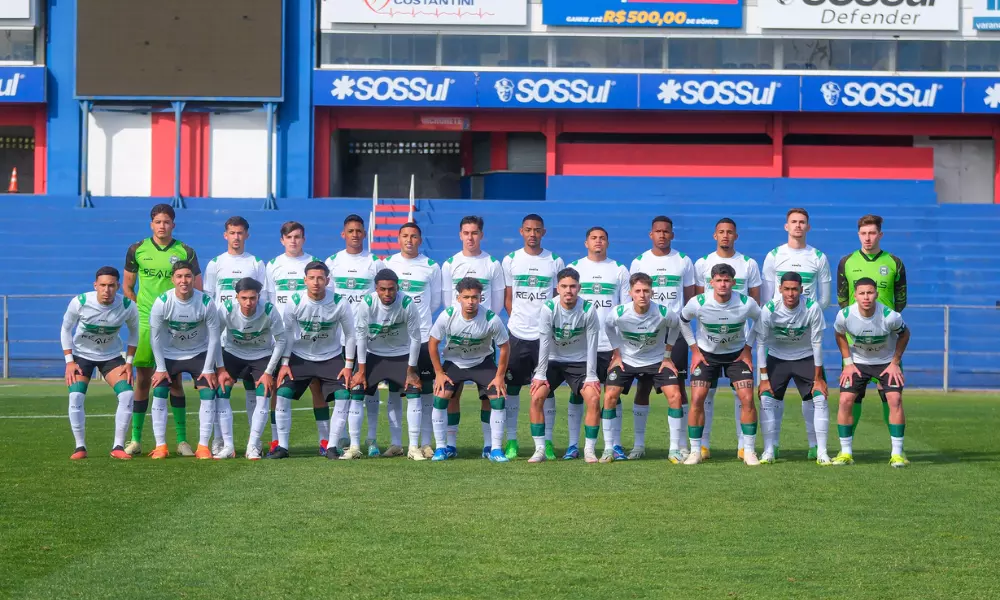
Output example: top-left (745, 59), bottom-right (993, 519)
top-left (76, 0), bottom-right (283, 99)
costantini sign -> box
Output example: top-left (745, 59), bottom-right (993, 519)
top-left (757, 0), bottom-right (959, 31)
top-left (321, 0), bottom-right (528, 26)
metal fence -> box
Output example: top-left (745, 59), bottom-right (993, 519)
top-left (2, 294), bottom-right (998, 390)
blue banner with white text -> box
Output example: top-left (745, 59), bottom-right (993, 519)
top-left (0, 66), bottom-right (45, 103)
top-left (639, 74), bottom-right (800, 111)
top-left (801, 75), bottom-right (963, 114)
top-left (542, 0), bottom-right (743, 28)
top-left (313, 70), bottom-right (478, 108)
top-left (477, 72), bottom-right (639, 110)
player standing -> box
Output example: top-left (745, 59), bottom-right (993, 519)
top-left (502, 214), bottom-right (564, 460)
top-left (529, 268), bottom-right (601, 463)
top-left (568, 227), bottom-right (630, 461)
top-left (60, 267), bottom-right (139, 460)
top-left (752, 273), bottom-right (830, 465)
top-left (836, 214), bottom-right (907, 437)
top-left (680, 264), bottom-right (761, 466)
top-left (628, 216), bottom-right (696, 460)
top-left (428, 278), bottom-right (511, 462)
top-left (384, 222), bottom-right (442, 459)
top-left (694, 218), bottom-right (762, 459)
top-left (833, 278), bottom-right (910, 467)
top-left (123, 204), bottom-right (201, 457)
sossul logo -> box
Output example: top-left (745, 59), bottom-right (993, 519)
top-left (656, 79), bottom-right (781, 106)
top-left (493, 77), bottom-right (615, 104)
top-left (330, 74), bottom-right (454, 102)
top-left (820, 80), bottom-right (942, 108)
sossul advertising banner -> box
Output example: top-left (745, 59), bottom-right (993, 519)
top-left (800, 76), bottom-right (963, 113)
top-left (541, 0), bottom-right (743, 29)
top-left (320, 0), bottom-right (528, 26)
top-left (757, 0), bottom-right (959, 32)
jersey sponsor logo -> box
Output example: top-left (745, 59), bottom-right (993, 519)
top-left (773, 325), bottom-right (807, 339)
top-left (516, 291), bottom-right (551, 302)
top-left (368, 322), bottom-right (403, 339)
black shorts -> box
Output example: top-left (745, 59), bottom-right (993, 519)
top-left (606, 361), bottom-right (679, 390)
top-left (443, 356), bottom-right (500, 396)
top-left (671, 335), bottom-right (689, 381)
top-left (545, 361), bottom-right (590, 397)
top-left (765, 355), bottom-right (817, 401)
top-left (596, 351), bottom-right (612, 384)
top-left (356, 353), bottom-right (418, 397)
top-left (278, 353), bottom-right (346, 402)
top-left (506, 335), bottom-right (539, 387)
top-left (74, 355), bottom-right (126, 379)
top-left (840, 362), bottom-right (904, 397)
top-left (691, 350), bottom-right (753, 384)
top-left (417, 342), bottom-right (435, 382)
top-left (164, 352), bottom-right (213, 387)
top-left (222, 350), bottom-right (272, 385)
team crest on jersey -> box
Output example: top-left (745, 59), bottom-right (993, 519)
top-left (656, 275), bottom-right (666, 286)
top-left (562, 325), bottom-right (572, 339)
top-left (527, 275), bottom-right (538, 287)
top-left (718, 324), bottom-right (730, 334)
top-left (346, 278), bottom-right (357, 289)
top-left (169, 256), bottom-right (179, 264)
top-left (400, 280), bottom-right (411, 291)
top-left (880, 266), bottom-right (889, 276)
top-left (591, 283), bottom-right (601, 294)
top-left (288, 280), bottom-right (298, 290)
top-left (461, 338), bottom-right (472, 346)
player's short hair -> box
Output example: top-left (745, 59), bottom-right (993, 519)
top-left (455, 277), bottom-right (484, 294)
top-left (234, 277), bottom-right (263, 294)
top-left (854, 277), bottom-right (877, 290)
top-left (651, 215), bottom-right (673, 228)
top-left (459, 215), bottom-right (484, 232)
top-left (374, 269), bottom-right (399, 285)
top-left (280, 221), bottom-right (304, 237)
top-left (710, 264), bottom-right (736, 280)
top-left (715, 217), bottom-right (737, 230)
top-left (95, 266), bottom-right (120, 281)
top-left (787, 208), bottom-right (809, 222)
top-left (522, 213), bottom-right (544, 226)
top-left (304, 260), bottom-right (329, 276)
top-left (344, 214), bottom-right (365, 228)
top-left (399, 221), bottom-right (422, 235)
top-left (557, 267), bottom-right (580, 283)
top-left (150, 203), bottom-right (175, 221)
top-left (171, 260), bottom-right (194, 275)
top-left (629, 272), bottom-right (653, 288)
top-left (585, 226), bottom-right (608, 240)
top-left (780, 272), bottom-right (803, 286)
top-left (225, 216), bottom-right (250, 232)
top-left (858, 214), bottom-right (883, 231)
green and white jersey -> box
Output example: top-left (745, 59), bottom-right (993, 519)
top-left (535, 299), bottom-right (599, 382)
top-left (124, 238), bottom-right (200, 317)
top-left (282, 291), bottom-right (356, 362)
top-left (681, 292), bottom-right (761, 355)
top-left (266, 252), bottom-right (319, 314)
top-left (149, 289), bottom-right (220, 372)
top-left (441, 251), bottom-right (505, 313)
top-left (218, 300), bottom-right (288, 373)
top-left (605, 301), bottom-right (680, 368)
top-left (325, 250), bottom-right (384, 306)
top-left (570, 256), bottom-right (631, 352)
top-left (430, 306), bottom-right (509, 369)
top-left (761, 244), bottom-right (832, 309)
top-left (354, 292), bottom-right (422, 365)
top-left (204, 252), bottom-right (267, 308)
top-left (753, 299), bottom-right (826, 366)
top-left (384, 253), bottom-right (442, 341)
top-left (694, 251), bottom-right (762, 296)
top-left (834, 302), bottom-right (906, 366)
top-left (630, 249), bottom-right (696, 315)
top-left (502, 248), bottom-right (565, 340)
top-left (60, 293), bottom-right (139, 362)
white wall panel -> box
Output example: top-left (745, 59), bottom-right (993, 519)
top-left (208, 112), bottom-right (276, 198)
top-left (86, 112), bottom-right (151, 197)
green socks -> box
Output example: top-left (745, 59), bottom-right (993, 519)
top-left (131, 399), bottom-right (148, 443)
top-left (170, 395), bottom-right (187, 443)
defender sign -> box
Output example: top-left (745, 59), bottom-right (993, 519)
top-left (321, 0), bottom-right (528, 27)
top-left (757, 0), bottom-right (959, 32)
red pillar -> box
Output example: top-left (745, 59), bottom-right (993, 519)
top-left (489, 132), bottom-right (508, 171)
top-left (545, 115), bottom-right (560, 185)
top-left (994, 124), bottom-right (1000, 204)
top-left (314, 109), bottom-right (332, 198)
top-left (770, 113), bottom-right (785, 178)
top-left (33, 106), bottom-right (46, 194)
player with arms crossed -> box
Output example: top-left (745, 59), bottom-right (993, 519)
top-left (681, 263), bottom-right (761, 466)
top-left (752, 272), bottom-right (830, 465)
top-left (428, 278), bottom-right (511, 463)
top-left (528, 268), bottom-right (601, 463)
top-left (350, 270), bottom-right (424, 460)
top-left (628, 216), bottom-right (696, 460)
top-left (148, 261), bottom-right (221, 459)
top-left (833, 278), bottom-right (910, 467)
top-left (215, 277), bottom-right (288, 460)
top-left (694, 217), bottom-right (762, 459)
top-left (123, 204), bottom-right (201, 457)
top-left (61, 266), bottom-right (139, 460)
top-left (273, 261), bottom-right (355, 460)
top-left (502, 214), bottom-right (564, 460)
top-left (385, 222), bottom-right (442, 459)
top-left (602, 273), bottom-right (684, 463)
top-left (568, 227), bottom-right (630, 461)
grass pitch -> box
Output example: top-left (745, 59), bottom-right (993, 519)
top-left (1, 381), bottom-right (999, 600)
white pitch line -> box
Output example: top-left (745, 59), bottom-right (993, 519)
top-left (0, 407), bottom-right (320, 420)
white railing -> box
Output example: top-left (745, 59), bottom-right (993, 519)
top-left (408, 173), bottom-right (416, 222)
top-left (368, 173), bottom-right (379, 248)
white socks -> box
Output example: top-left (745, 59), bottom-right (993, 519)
top-left (113, 389), bottom-right (133, 449)
top-left (891, 435), bottom-right (904, 456)
top-left (505, 394), bottom-right (520, 440)
top-left (420, 394), bottom-right (433, 447)
top-left (405, 396), bottom-right (421, 447)
top-left (276, 396), bottom-right (292, 449)
top-left (702, 388), bottom-right (716, 448)
top-left (567, 401), bottom-right (583, 448)
top-left (490, 408), bottom-right (506, 450)
top-left (315, 408), bottom-right (330, 446)
top-left (432, 406), bottom-right (448, 449)
top-left (387, 394), bottom-right (403, 447)
top-left (633, 404), bottom-right (649, 448)
top-left (667, 410), bottom-right (683, 451)
top-left (734, 393), bottom-right (743, 449)
top-left (613, 404), bottom-right (622, 446)
top-left (198, 399), bottom-right (215, 447)
top-left (248, 395), bottom-right (269, 447)
top-left (217, 397), bottom-right (234, 447)
top-left (802, 399), bottom-right (817, 447)
top-left (69, 391), bottom-right (86, 448)
top-left (774, 399), bottom-right (785, 447)
top-left (760, 393), bottom-right (777, 454)
top-left (245, 388), bottom-right (257, 429)
top-left (680, 403), bottom-right (690, 451)
top-left (839, 434), bottom-right (853, 455)
top-left (330, 399), bottom-right (349, 448)
top-left (602, 411), bottom-right (615, 451)
top-left (151, 394), bottom-right (168, 446)
top-left (365, 394), bottom-right (379, 442)
top-left (481, 411), bottom-right (491, 448)
top-left (348, 399), bottom-right (365, 447)
top-left (543, 397), bottom-right (556, 442)
top-left (813, 394), bottom-right (829, 456)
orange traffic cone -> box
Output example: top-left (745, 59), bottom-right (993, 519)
top-left (7, 167), bottom-right (17, 193)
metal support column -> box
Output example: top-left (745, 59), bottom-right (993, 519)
top-left (264, 102), bottom-right (277, 210)
top-left (79, 101), bottom-right (93, 208)
top-left (171, 101), bottom-right (186, 209)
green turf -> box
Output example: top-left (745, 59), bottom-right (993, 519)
top-left (2, 380), bottom-right (999, 599)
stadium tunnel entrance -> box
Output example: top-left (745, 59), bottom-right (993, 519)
top-left (0, 105), bottom-right (46, 194)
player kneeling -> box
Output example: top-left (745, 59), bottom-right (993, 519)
top-left (351, 269), bottom-right (425, 460)
top-left (428, 277), bottom-right (511, 462)
top-left (528, 268), bottom-right (601, 463)
top-left (61, 266), bottom-right (140, 460)
top-left (833, 278), bottom-right (911, 467)
top-left (215, 278), bottom-right (289, 460)
top-left (752, 272), bottom-right (830, 465)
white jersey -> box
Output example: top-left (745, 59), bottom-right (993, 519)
top-left (761, 244), bottom-right (832, 309)
top-left (502, 248), bottom-right (565, 340)
top-left (695, 251), bottom-right (762, 297)
top-left (605, 302), bottom-right (680, 368)
top-left (282, 292), bottom-right (356, 362)
top-left (834, 303), bottom-right (907, 366)
top-left (149, 289), bottom-right (221, 372)
top-left (204, 252), bottom-right (267, 307)
top-left (430, 306), bottom-right (509, 370)
top-left (681, 292), bottom-right (761, 355)
top-left (441, 251), bottom-right (505, 313)
top-left (384, 253), bottom-right (442, 341)
top-left (753, 299), bottom-right (826, 366)
top-left (535, 299), bottom-right (600, 382)
top-left (630, 249), bottom-right (696, 315)
top-left (266, 252), bottom-right (320, 315)
top-left (60, 293), bottom-right (139, 362)
top-left (325, 250), bottom-right (385, 306)
top-left (569, 256), bottom-right (631, 352)
top-left (218, 300), bottom-right (288, 374)
top-left (354, 292), bottom-right (422, 366)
